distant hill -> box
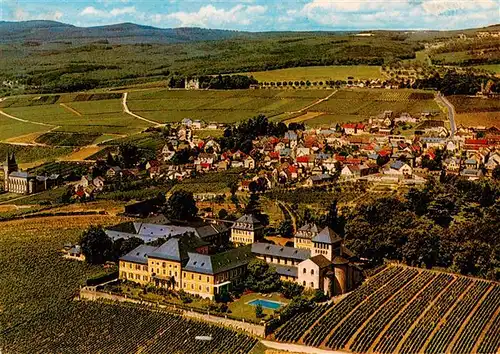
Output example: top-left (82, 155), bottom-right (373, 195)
top-left (0, 21), bottom-right (250, 44)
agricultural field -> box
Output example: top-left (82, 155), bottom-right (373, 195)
top-left (286, 88), bottom-right (442, 127)
top-left (240, 65), bottom-right (385, 82)
top-left (0, 94), bottom-right (152, 140)
top-left (272, 265), bottom-right (500, 354)
top-left (448, 95), bottom-right (500, 128)
top-left (0, 214), bottom-right (127, 330)
top-left (126, 89), bottom-right (330, 124)
top-left (1, 302), bottom-right (258, 354)
top-left (0, 143), bottom-right (72, 164)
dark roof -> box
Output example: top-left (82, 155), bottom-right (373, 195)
top-left (148, 234), bottom-right (208, 262)
top-left (120, 245), bottom-right (157, 265)
top-left (273, 264), bottom-right (298, 278)
top-left (183, 245), bottom-right (253, 275)
top-left (312, 227), bottom-right (342, 244)
top-left (251, 243), bottom-right (310, 261)
top-left (196, 224), bottom-right (228, 239)
top-left (9, 171), bottom-right (33, 178)
top-left (309, 255), bottom-right (332, 269)
top-left (231, 214), bottom-right (264, 230)
top-left (332, 256), bottom-right (349, 265)
top-left (297, 223), bottom-right (319, 233)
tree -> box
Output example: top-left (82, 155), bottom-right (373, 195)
top-left (244, 193), bottom-right (269, 226)
top-left (282, 281), bottom-right (304, 299)
top-left (164, 190), bottom-right (198, 220)
top-left (218, 208), bottom-right (228, 220)
top-left (119, 143), bottom-right (140, 168)
top-left (80, 225), bottom-right (114, 265)
top-left (312, 289), bottom-right (328, 303)
top-left (493, 165), bottom-right (500, 180)
top-left (113, 237), bottom-right (144, 260)
top-left (255, 304), bottom-right (264, 318)
top-left (245, 259), bottom-right (281, 293)
top-left (278, 220), bottom-right (294, 238)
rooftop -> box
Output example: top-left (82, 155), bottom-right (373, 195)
top-left (251, 243), bottom-right (310, 261)
top-left (120, 245), bottom-right (157, 265)
top-left (312, 227), bottom-right (342, 245)
top-left (183, 245), bottom-right (253, 275)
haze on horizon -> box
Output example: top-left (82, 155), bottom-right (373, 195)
top-left (1, 0), bottom-right (499, 32)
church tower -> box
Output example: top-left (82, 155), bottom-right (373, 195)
top-left (3, 152), bottom-right (18, 191)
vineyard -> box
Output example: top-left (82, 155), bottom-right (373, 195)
top-left (126, 89), bottom-right (331, 124)
top-left (302, 88), bottom-right (443, 127)
top-left (272, 265), bottom-right (500, 354)
top-left (1, 302), bottom-right (257, 354)
top-left (448, 95), bottom-right (500, 128)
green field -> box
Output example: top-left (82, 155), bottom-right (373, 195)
top-left (0, 116), bottom-right (50, 141)
top-left (289, 88), bottom-right (443, 127)
top-left (0, 96), bottom-right (152, 140)
top-left (0, 143), bottom-right (72, 163)
top-left (127, 89), bottom-right (331, 123)
top-left (242, 65), bottom-right (385, 82)
top-left (473, 64), bottom-right (500, 74)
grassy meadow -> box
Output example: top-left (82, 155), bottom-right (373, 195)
top-left (241, 65), bottom-right (385, 82)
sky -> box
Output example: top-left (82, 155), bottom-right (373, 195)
top-left (1, 0), bottom-right (499, 31)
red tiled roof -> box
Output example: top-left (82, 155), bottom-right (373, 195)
top-left (343, 123), bottom-right (357, 129)
top-left (465, 139), bottom-right (488, 145)
top-left (296, 156), bottom-right (310, 163)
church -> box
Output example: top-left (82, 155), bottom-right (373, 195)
top-left (2, 153), bottom-right (59, 194)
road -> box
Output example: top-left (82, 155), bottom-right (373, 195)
top-left (437, 92), bottom-right (456, 138)
top-left (122, 92), bottom-right (163, 127)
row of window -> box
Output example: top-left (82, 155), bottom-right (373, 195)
top-left (303, 268), bottom-right (315, 275)
top-left (123, 272), bottom-right (148, 281)
top-left (231, 236), bottom-right (251, 243)
top-left (303, 281), bottom-right (315, 288)
top-left (183, 273), bottom-right (210, 282)
top-left (183, 282), bottom-right (211, 293)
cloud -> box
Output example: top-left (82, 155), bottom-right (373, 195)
top-left (294, 0), bottom-right (500, 29)
top-left (156, 4), bottom-right (267, 27)
top-left (14, 7), bottom-right (63, 21)
top-left (421, 0), bottom-right (498, 15)
top-left (80, 6), bottom-right (137, 18)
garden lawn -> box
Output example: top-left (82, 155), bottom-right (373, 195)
top-left (228, 293), bottom-right (289, 322)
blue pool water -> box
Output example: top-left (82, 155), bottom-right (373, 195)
top-left (248, 299), bottom-right (283, 310)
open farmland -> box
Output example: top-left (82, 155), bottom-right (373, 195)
top-left (287, 88), bottom-right (443, 127)
top-left (448, 95), bottom-right (500, 128)
top-left (0, 143), bottom-right (72, 164)
top-left (0, 94), bottom-right (152, 142)
top-left (272, 265), bottom-right (500, 354)
top-left (240, 65), bottom-right (385, 82)
top-left (126, 89), bottom-right (331, 123)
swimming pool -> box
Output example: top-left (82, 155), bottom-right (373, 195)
top-left (247, 299), bottom-right (283, 310)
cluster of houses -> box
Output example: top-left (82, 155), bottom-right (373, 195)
top-left (142, 113), bottom-right (499, 195)
top-left (114, 213), bottom-right (362, 300)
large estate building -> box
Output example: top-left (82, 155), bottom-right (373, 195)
top-left (2, 153), bottom-right (58, 194)
top-left (253, 225), bottom-right (361, 296)
top-left (119, 215), bottom-right (362, 299)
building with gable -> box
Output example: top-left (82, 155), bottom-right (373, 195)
top-left (230, 214), bottom-right (264, 246)
top-left (2, 152), bottom-right (59, 194)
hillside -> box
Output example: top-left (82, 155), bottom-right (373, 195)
top-left (273, 265), bottom-right (500, 354)
top-left (0, 21), bottom-right (247, 44)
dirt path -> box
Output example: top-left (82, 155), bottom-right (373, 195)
top-left (59, 103), bottom-right (82, 116)
top-left (122, 92), bottom-right (163, 127)
top-left (0, 109), bottom-right (56, 128)
top-left (288, 90), bottom-right (337, 114)
top-left (261, 340), bottom-right (347, 354)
